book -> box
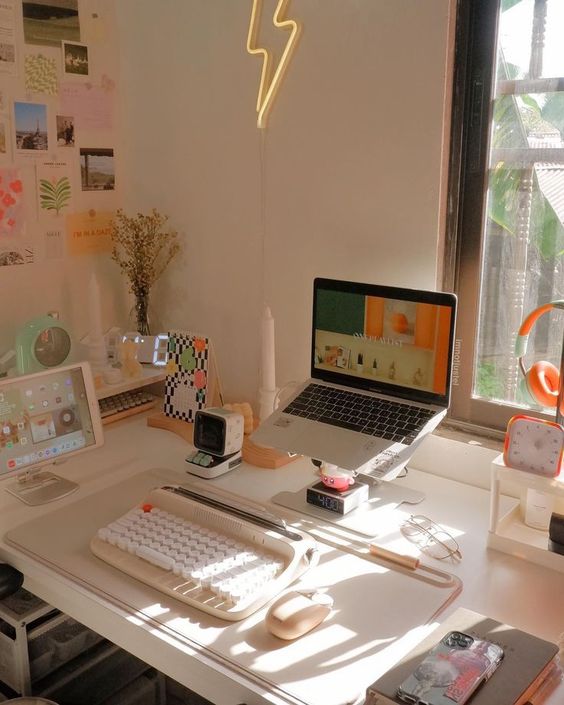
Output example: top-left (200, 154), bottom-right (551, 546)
top-left (365, 608), bottom-right (558, 705)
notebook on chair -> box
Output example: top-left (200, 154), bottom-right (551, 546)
top-left (251, 278), bottom-right (457, 479)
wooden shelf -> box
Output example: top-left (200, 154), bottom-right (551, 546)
top-left (96, 366), bottom-right (165, 401)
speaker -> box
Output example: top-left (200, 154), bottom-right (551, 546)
top-left (515, 301), bottom-right (564, 407)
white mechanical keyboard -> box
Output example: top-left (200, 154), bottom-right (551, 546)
top-left (91, 485), bottom-right (318, 621)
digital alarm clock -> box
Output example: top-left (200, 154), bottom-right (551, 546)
top-left (306, 480), bottom-right (369, 515)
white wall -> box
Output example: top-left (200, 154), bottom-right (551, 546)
top-left (114, 0), bottom-right (455, 404)
top-left (0, 0), bottom-right (127, 362)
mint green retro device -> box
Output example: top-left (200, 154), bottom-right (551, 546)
top-left (16, 314), bottom-right (72, 375)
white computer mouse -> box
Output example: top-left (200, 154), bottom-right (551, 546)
top-left (265, 590), bottom-right (333, 640)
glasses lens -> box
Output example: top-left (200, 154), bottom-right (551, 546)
top-left (402, 515), bottom-right (432, 537)
top-left (423, 531), bottom-right (459, 559)
top-left (401, 516), bottom-right (460, 559)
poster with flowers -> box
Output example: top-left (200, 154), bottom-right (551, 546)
top-left (0, 168), bottom-right (24, 236)
top-left (0, 168), bottom-right (33, 267)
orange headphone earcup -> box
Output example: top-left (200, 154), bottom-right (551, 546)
top-left (526, 361), bottom-right (560, 407)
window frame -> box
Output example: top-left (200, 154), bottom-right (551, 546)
top-left (444, 0), bottom-right (561, 434)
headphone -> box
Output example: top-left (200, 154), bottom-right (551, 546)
top-left (515, 301), bottom-right (564, 407)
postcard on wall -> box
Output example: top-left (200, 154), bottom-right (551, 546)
top-left (80, 148), bottom-right (114, 191)
top-left (62, 40), bottom-right (88, 77)
top-left (56, 114), bottom-right (74, 146)
top-left (0, 116), bottom-right (11, 162)
top-left (25, 53), bottom-right (58, 95)
top-left (44, 228), bottom-right (63, 259)
top-left (66, 209), bottom-right (113, 256)
top-left (23, 0), bottom-right (80, 47)
top-left (164, 332), bottom-right (210, 423)
top-left (0, 1), bottom-right (17, 76)
top-left (0, 167), bottom-right (24, 236)
top-left (0, 245), bottom-right (33, 267)
top-left (60, 82), bottom-right (113, 130)
top-left (14, 101), bottom-right (48, 154)
top-left (36, 159), bottom-right (72, 219)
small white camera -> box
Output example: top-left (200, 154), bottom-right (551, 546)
top-left (194, 408), bottom-right (244, 458)
top-left (186, 408), bottom-right (245, 479)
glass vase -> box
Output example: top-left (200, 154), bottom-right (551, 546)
top-left (131, 289), bottom-right (151, 336)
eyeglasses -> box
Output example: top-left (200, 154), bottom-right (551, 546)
top-left (400, 514), bottom-right (462, 561)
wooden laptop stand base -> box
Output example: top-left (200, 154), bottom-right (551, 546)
top-left (147, 413), bottom-right (299, 469)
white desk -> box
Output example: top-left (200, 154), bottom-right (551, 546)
top-left (0, 414), bottom-right (563, 705)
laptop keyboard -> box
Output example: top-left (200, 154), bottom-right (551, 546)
top-left (282, 383), bottom-right (435, 445)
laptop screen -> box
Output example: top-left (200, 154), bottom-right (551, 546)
top-left (311, 278), bottom-right (457, 407)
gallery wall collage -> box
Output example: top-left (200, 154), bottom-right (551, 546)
top-left (0, 0), bottom-right (119, 269)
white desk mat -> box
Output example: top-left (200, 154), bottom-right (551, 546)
top-left (5, 469), bottom-right (459, 705)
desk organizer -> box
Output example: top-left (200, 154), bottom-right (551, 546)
top-left (488, 454), bottom-right (564, 573)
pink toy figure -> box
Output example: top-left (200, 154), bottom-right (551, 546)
top-left (320, 463), bottom-right (356, 492)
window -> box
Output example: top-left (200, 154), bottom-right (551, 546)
top-left (448, 0), bottom-right (564, 432)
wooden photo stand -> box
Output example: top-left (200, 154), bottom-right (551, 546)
top-left (147, 339), bottom-right (299, 469)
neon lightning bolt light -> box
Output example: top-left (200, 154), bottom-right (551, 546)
top-left (246, 0), bottom-right (301, 128)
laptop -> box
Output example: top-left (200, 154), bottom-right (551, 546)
top-left (251, 278), bottom-right (457, 479)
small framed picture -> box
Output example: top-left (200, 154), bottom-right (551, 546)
top-left (0, 116), bottom-right (12, 162)
top-left (56, 114), bottom-right (75, 146)
top-left (14, 101), bottom-right (48, 153)
top-left (62, 41), bottom-right (88, 76)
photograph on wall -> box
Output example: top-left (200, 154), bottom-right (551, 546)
top-left (56, 114), bottom-right (74, 146)
top-left (0, 247), bottom-right (33, 267)
top-left (24, 53), bottom-right (58, 95)
top-left (23, 0), bottom-right (80, 47)
top-left (80, 148), bottom-right (114, 191)
top-left (62, 40), bottom-right (88, 76)
top-left (382, 299), bottom-right (417, 345)
top-left (14, 101), bottom-right (48, 152)
top-left (37, 159), bottom-right (72, 218)
top-left (0, 1), bottom-right (17, 76)
top-left (0, 168), bottom-right (24, 236)
top-left (0, 118), bottom-right (10, 161)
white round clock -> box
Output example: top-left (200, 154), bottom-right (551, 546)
top-left (504, 414), bottom-right (563, 477)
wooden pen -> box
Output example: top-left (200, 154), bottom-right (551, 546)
top-left (368, 543), bottom-right (420, 570)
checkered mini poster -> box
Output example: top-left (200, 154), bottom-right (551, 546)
top-left (164, 332), bottom-right (210, 422)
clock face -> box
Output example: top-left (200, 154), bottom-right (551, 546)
top-left (34, 326), bottom-right (72, 367)
top-left (505, 416), bottom-right (563, 476)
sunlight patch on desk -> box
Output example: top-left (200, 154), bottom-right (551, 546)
top-left (141, 602), bottom-right (171, 618)
top-left (252, 624), bottom-right (355, 673)
top-left (126, 603), bottom-right (171, 625)
top-left (231, 641), bottom-right (256, 656)
top-left (322, 635), bottom-right (395, 667)
top-left (315, 552), bottom-right (390, 576)
top-left (127, 615), bottom-right (144, 626)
